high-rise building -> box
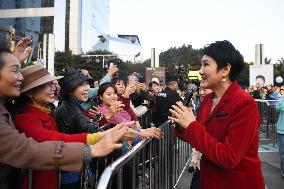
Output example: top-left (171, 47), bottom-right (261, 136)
top-left (93, 34), bottom-right (142, 62)
top-left (0, 0), bottom-right (110, 55)
top-left (54, 0), bottom-right (110, 54)
top-left (0, 0), bottom-right (55, 73)
top-left (0, 0), bottom-right (54, 49)
top-left (255, 44), bottom-right (264, 65)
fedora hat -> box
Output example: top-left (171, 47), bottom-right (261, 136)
top-left (21, 64), bottom-right (63, 93)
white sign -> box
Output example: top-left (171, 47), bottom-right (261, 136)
top-left (249, 65), bottom-right (274, 87)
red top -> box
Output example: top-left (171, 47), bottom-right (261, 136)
top-left (176, 82), bottom-right (265, 189)
top-left (119, 96), bottom-right (138, 121)
top-left (14, 105), bottom-right (88, 189)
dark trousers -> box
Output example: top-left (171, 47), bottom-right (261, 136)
top-left (190, 169), bottom-right (200, 189)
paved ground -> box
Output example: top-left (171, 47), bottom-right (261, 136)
top-left (175, 144), bottom-right (284, 189)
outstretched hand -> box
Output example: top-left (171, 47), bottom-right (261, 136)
top-left (141, 127), bottom-right (164, 139)
top-left (169, 101), bottom-right (196, 129)
top-left (13, 37), bottom-right (32, 63)
top-left (90, 123), bottom-right (128, 157)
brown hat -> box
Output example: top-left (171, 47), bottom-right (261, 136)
top-left (21, 64), bottom-right (63, 93)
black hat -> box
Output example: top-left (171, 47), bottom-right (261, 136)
top-left (166, 75), bottom-right (178, 83)
top-left (59, 68), bottom-right (89, 98)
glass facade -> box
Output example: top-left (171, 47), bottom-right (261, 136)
top-left (0, 0), bottom-right (54, 9)
top-left (0, 0), bottom-right (55, 56)
top-left (81, 0), bottom-right (109, 52)
top-left (0, 0), bottom-right (110, 54)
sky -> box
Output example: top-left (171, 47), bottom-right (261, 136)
top-left (109, 0), bottom-right (284, 63)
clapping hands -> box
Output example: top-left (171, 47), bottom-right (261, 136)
top-left (169, 101), bottom-right (196, 129)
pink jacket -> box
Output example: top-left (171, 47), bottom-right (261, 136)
top-left (99, 105), bottom-right (131, 126)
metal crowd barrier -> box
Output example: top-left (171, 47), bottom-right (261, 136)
top-left (96, 121), bottom-right (192, 189)
top-left (85, 110), bottom-right (154, 188)
top-left (255, 99), bottom-right (279, 146)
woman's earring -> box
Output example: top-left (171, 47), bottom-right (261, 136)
top-left (221, 78), bottom-right (226, 82)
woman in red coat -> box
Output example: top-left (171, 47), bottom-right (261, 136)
top-left (169, 40), bottom-right (265, 189)
top-left (13, 65), bottom-right (141, 189)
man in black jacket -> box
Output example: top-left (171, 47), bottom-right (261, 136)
top-left (153, 76), bottom-right (182, 126)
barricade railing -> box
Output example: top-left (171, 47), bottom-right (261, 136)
top-left (87, 110), bottom-right (155, 188)
top-left (255, 99), bottom-right (279, 146)
top-left (96, 121), bottom-right (192, 189)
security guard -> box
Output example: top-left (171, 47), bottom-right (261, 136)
top-left (153, 76), bottom-right (182, 126)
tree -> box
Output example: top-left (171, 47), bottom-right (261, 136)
top-left (54, 50), bottom-right (150, 81)
top-left (157, 44), bottom-right (203, 89)
top-left (274, 58), bottom-right (284, 84)
top-left (236, 62), bottom-right (252, 87)
top-left (277, 58), bottom-right (284, 65)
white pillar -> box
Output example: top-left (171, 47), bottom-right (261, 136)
top-left (47, 34), bottom-right (55, 75)
top-left (69, 0), bottom-right (82, 54)
top-left (43, 33), bottom-right (55, 75)
top-left (255, 44), bottom-right (264, 65)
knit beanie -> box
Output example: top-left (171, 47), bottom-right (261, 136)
top-left (59, 68), bottom-right (89, 98)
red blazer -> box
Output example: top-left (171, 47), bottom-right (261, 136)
top-left (176, 82), bottom-right (265, 189)
top-left (14, 105), bottom-right (88, 189)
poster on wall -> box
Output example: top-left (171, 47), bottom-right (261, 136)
top-left (249, 65), bottom-right (274, 87)
top-left (145, 67), bottom-right (165, 86)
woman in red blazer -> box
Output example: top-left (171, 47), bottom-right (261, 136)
top-left (169, 40), bottom-right (265, 189)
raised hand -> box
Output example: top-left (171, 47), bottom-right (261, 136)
top-left (87, 106), bottom-right (102, 122)
top-left (105, 101), bottom-right (125, 120)
top-left (90, 123), bottom-right (128, 157)
top-left (13, 37), bottom-right (32, 63)
top-left (123, 84), bottom-right (136, 98)
top-left (107, 64), bottom-right (119, 77)
top-left (169, 101), bottom-right (196, 129)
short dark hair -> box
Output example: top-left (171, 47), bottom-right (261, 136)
top-left (0, 46), bottom-right (12, 71)
top-left (203, 40), bottom-right (244, 81)
top-left (98, 82), bottom-right (117, 104)
top-left (111, 76), bottom-right (126, 86)
top-left (256, 75), bottom-right (265, 82)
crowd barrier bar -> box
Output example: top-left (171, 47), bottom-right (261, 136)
top-left (96, 121), bottom-right (192, 189)
top-left (255, 99), bottom-right (279, 146)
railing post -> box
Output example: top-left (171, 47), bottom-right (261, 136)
top-left (96, 121), bottom-right (192, 189)
top-left (168, 123), bottom-right (174, 189)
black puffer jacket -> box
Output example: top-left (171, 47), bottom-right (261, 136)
top-left (55, 99), bottom-right (102, 134)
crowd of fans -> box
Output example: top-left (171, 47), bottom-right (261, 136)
top-left (2, 37), bottom-right (283, 189)
top-left (245, 85), bottom-right (284, 100)
top-left (0, 37), bottom-right (163, 189)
